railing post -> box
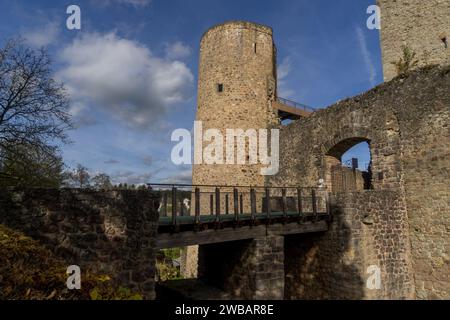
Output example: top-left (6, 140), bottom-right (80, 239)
top-left (162, 192), bottom-right (168, 217)
top-left (233, 188), bottom-right (239, 226)
top-left (225, 194), bottom-right (229, 215)
top-left (194, 187), bottom-right (200, 226)
top-left (312, 188), bottom-right (318, 222)
top-left (239, 194), bottom-right (243, 215)
top-left (179, 197), bottom-right (184, 217)
top-left (171, 187), bottom-right (178, 231)
top-left (325, 191), bottom-right (332, 222)
top-left (215, 187), bottom-right (221, 226)
top-left (250, 188), bottom-right (256, 223)
top-left (265, 187), bottom-right (271, 223)
top-left (282, 188), bottom-right (287, 222)
top-left (210, 194), bottom-right (214, 216)
top-left (297, 188), bottom-right (303, 222)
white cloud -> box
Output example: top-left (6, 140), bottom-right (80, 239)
top-left (104, 159), bottom-right (120, 164)
top-left (69, 102), bottom-right (98, 127)
top-left (355, 26), bottom-right (376, 86)
top-left (278, 56), bottom-right (291, 80)
top-left (94, 0), bottom-right (152, 7)
top-left (111, 170), bottom-right (152, 185)
top-left (161, 169), bottom-right (192, 184)
top-left (277, 57), bottom-right (295, 98)
top-left (165, 41), bottom-right (192, 60)
top-left (23, 21), bottom-right (59, 47)
top-left (120, 0), bottom-right (151, 6)
top-left (57, 32), bottom-right (194, 129)
top-left (142, 155), bottom-right (153, 166)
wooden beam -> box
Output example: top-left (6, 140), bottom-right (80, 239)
top-left (297, 188), bottom-right (303, 220)
top-left (233, 188), bottom-right (239, 224)
top-left (312, 189), bottom-right (318, 222)
top-left (156, 220), bottom-right (328, 249)
top-left (172, 187), bottom-right (177, 230)
top-left (215, 187), bottom-right (221, 225)
top-left (250, 188), bottom-right (256, 223)
top-left (162, 193), bottom-right (168, 217)
top-left (282, 188), bottom-right (287, 219)
top-left (195, 187), bottom-right (200, 225)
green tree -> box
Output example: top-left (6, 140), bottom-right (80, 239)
top-left (0, 144), bottom-right (64, 187)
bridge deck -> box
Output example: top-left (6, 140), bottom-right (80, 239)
top-left (157, 213), bottom-right (329, 248)
top-left (159, 211), bottom-right (319, 226)
top-left (150, 183), bottom-right (330, 248)
top-left (273, 97), bottom-right (314, 120)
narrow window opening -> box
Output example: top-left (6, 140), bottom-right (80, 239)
top-left (217, 83), bottom-right (223, 92)
top-left (254, 42), bottom-right (257, 54)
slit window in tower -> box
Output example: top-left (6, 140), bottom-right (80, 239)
top-left (217, 83), bottom-right (223, 92)
top-left (254, 42), bottom-right (257, 54)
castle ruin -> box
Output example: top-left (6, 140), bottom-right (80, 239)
top-left (184, 0), bottom-right (450, 299)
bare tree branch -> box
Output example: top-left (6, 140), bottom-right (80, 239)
top-left (0, 38), bottom-right (73, 161)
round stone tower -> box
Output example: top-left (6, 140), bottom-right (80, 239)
top-left (183, 22), bottom-right (280, 278)
top-left (193, 21), bottom-right (279, 188)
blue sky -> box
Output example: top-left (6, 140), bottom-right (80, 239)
top-left (0, 0), bottom-right (380, 184)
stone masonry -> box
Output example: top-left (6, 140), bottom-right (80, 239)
top-left (285, 190), bottom-right (414, 299)
top-left (378, 0), bottom-right (450, 81)
top-left (198, 235), bottom-right (285, 300)
top-left (193, 21), bottom-right (279, 189)
top-left (0, 188), bottom-right (160, 299)
top-left (271, 65), bottom-right (450, 299)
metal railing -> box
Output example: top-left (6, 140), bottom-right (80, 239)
top-left (277, 97), bottom-right (316, 113)
top-left (148, 183), bottom-right (331, 232)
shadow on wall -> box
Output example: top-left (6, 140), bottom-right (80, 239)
top-left (0, 188), bottom-right (159, 298)
top-left (284, 190), bottom-right (415, 300)
top-left (284, 219), bottom-right (365, 300)
top-left (198, 239), bottom-right (255, 297)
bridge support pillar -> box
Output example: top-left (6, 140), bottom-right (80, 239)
top-left (251, 235), bottom-right (285, 299)
top-left (198, 235), bottom-right (285, 300)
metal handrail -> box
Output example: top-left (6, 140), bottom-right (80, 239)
top-left (147, 182), bottom-right (318, 190)
top-left (277, 97), bottom-right (316, 113)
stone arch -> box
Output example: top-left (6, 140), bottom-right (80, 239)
top-left (324, 137), bottom-right (370, 160)
top-left (322, 137), bottom-right (373, 192)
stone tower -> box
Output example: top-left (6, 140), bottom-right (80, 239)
top-left (182, 21), bottom-right (280, 278)
top-left (192, 21), bottom-right (279, 189)
top-left (378, 0), bottom-right (450, 81)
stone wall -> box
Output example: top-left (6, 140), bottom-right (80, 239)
top-left (198, 235), bottom-right (285, 300)
top-left (272, 65), bottom-right (450, 299)
top-left (285, 190), bottom-right (414, 299)
top-left (0, 188), bottom-right (160, 299)
top-left (329, 165), bottom-right (367, 193)
top-left (395, 77), bottom-right (450, 299)
top-left (378, 0), bottom-right (450, 81)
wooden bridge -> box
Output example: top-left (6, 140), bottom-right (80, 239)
top-left (148, 184), bottom-right (331, 249)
